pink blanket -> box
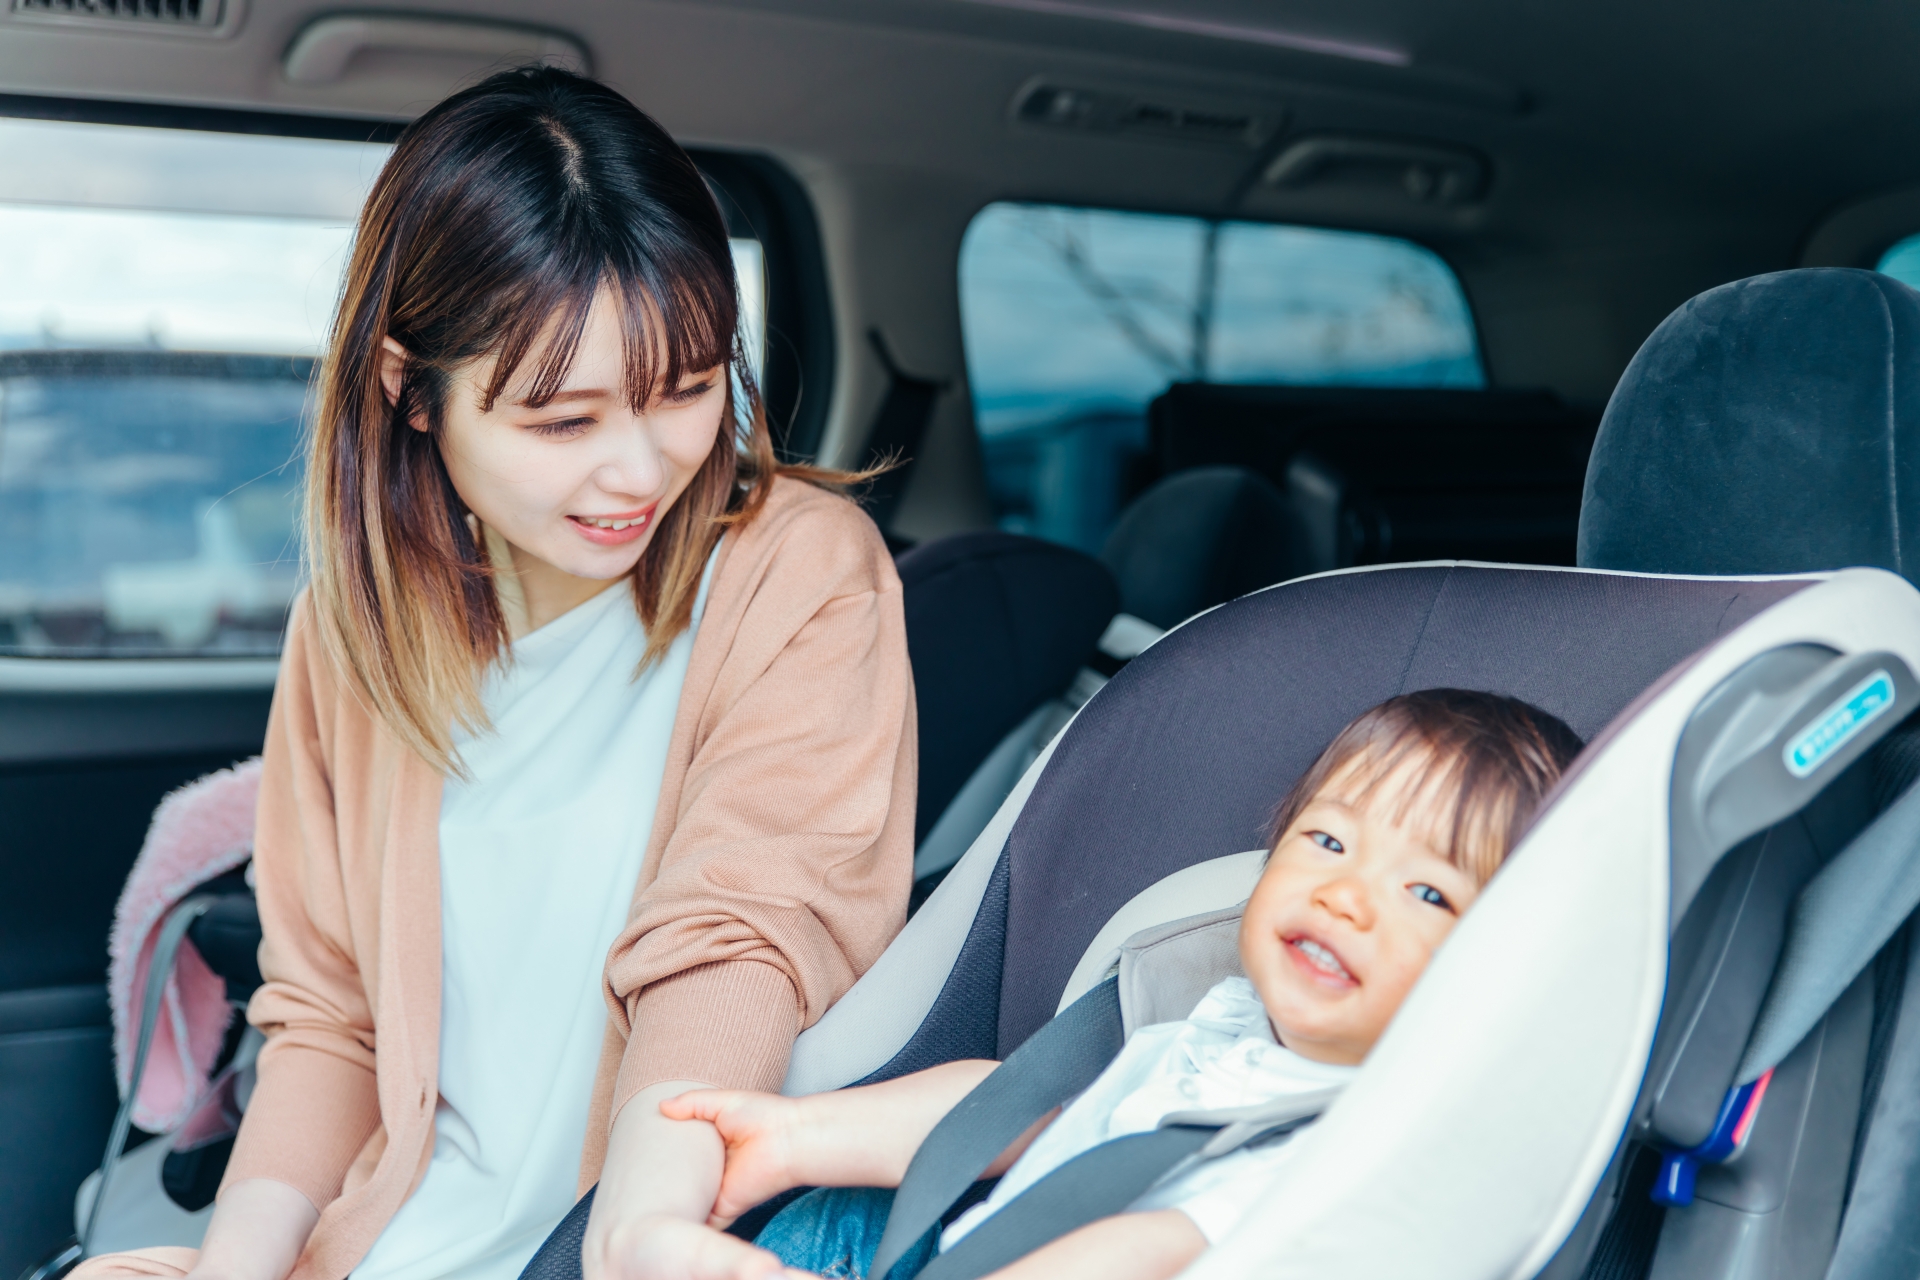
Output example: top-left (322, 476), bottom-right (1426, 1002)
top-left (107, 758), bottom-right (262, 1133)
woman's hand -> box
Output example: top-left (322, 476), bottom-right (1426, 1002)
top-left (587, 1080), bottom-right (792, 1280)
top-left (182, 1178), bottom-right (319, 1280)
top-left (657, 1091), bottom-right (807, 1227)
top-left (590, 1214), bottom-right (795, 1280)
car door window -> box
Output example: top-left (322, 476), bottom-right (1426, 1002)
top-left (0, 117), bottom-right (768, 659)
top-left (958, 202), bottom-right (1483, 550)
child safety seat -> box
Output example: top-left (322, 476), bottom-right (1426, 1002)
top-left (523, 558), bottom-right (1920, 1280)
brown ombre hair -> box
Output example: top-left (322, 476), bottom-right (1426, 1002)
top-left (1266, 689), bottom-right (1584, 885)
top-left (308, 66), bottom-right (840, 773)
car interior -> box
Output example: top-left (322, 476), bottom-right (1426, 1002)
top-left (7, 2), bottom-right (1920, 1278)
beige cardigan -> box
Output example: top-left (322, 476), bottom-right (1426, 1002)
top-left (224, 478), bottom-right (916, 1280)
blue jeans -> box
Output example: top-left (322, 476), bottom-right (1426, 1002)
top-left (753, 1187), bottom-right (938, 1280)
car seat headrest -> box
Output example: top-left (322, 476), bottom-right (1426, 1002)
top-left (1580, 267), bottom-right (1920, 582)
top-left (897, 531), bottom-right (1118, 843)
top-left (1099, 466), bottom-right (1314, 630)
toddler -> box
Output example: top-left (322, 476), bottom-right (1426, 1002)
top-left (653, 688), bottom-right (1582, 1280)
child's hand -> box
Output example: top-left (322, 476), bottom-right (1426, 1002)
top-left (660, 1090), bottom-right (806, 1228)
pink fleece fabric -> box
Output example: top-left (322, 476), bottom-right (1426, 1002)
top-left (108, 758), bottom-right (262, 1133)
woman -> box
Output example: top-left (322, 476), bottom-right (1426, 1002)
top-left (78, 67), bottom-right (914, 1280)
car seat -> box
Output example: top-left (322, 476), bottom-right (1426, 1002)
top-left (519, 554), bottom-right (1920, 1280)
top-left (1575, 266), bottom-right (1920, 1280)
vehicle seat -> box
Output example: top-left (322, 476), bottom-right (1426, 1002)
top-left (897, 531), bottom-right (1118, 862)
top-left (1580, 267), bottom-right (1920, 581)
top-left (1098, 465), bottom-right (1323, 631)
top-left (1574, 266), bottom-right (1920, 1280)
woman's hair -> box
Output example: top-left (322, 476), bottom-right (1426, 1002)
top-left (306, 66), bottom-right (842, 773)
top-left (1266, 689), bottom-right (1585, 885)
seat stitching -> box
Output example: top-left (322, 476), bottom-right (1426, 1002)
top-left (1394, 566), bottom-right (1451, 695)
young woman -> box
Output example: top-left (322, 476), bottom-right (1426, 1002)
top-left (77, 68), bottom-right (915, 1280)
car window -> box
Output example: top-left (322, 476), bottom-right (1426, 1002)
top-left (958, 202), bottom-right (1483, 550)
top-left (1877, 233), bottom-right (1920, 292)
top-left (0, 117), bottom-right (765, 658)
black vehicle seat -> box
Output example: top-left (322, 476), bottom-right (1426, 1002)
top-left (894, 532), bottom-right (1118, 889)
top-left (1148, 383), bottom-right (1600, 566)
top-left (1574, 267), bottom-right (1920, 1280)
top-left (1579, 267), bottom-right (1920, 584)
top-left (1098, 464), bottom-right (1327, 631)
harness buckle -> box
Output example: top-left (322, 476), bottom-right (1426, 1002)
top-left (1651, 1069), bottom-right (1773, 1206)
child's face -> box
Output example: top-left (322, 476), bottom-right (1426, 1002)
top-left (1239, 756), bottom-right (1485, 1065)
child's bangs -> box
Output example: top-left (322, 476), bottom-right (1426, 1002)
top-left (1328, 738), bottom-right (1514, 885)
top-left (478, 257), bottom-right (736, 414)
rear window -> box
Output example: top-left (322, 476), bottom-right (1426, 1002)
top-left (0, 117), bottom-right (766, 658)
top-left (958, 202), bottom-right (1483, 550)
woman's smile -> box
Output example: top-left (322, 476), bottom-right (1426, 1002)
top-left (567, 503), bottom-right (658, 546)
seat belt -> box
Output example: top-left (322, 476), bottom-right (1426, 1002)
top-left (916, 1089), bottom-right (1339, 1280)
top-left (868, 977), bottom-right (1124, 1280)
top-left (858, 329), bottom-right (949, 537)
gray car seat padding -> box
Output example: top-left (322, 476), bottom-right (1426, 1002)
top-left (1057, 851), bottom-right (1264, 1013)
top-left (1739, 781), bottom-right (1920, 1084)
top-left (1579, 268), bottom-right (1920, 584)
top-left (998, 562), bottom-right (1816, 1056)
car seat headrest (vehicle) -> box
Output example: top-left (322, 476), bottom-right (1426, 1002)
top-left (897, 531), bottom-right (1118, 844)
top-left (1099, 465), bottom-right (1315, 631)
top-left (1580, 267), bottom-right (1920, 582)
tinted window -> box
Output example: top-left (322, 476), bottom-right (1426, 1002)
top-left (0, 118), bottom-right (766, 658)
top-left (958, 202), bottom-right (1483, 550)
top-left (1877, 233), bottom-right (1920, 292)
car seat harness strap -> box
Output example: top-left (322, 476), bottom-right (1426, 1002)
top-left (915, 1088), bottom-right (1339, 1280)
top-left (869, 976), bottom-right (1125, 1280)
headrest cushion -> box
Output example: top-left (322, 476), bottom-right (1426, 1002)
top-left (1580, 268), bottom-right (1920, 580)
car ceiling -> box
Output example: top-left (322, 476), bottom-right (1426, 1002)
top-left (2, 0), bottom-right (1916, 411)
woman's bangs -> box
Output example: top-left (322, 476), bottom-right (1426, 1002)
top-left (475, 255), bottom-right (736, 414)
top-left (614, 266), bottom-right (735, 409)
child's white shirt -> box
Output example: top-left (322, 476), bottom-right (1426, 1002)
top-left (941, 975), bottom-right (1357, 1248)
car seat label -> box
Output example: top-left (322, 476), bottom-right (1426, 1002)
top-left (1784, 669), bottom-right (1896, 778)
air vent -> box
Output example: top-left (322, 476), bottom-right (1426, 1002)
top-left (10, 0), bottom-right (226, 31)
top-left (1012, 78), bottom-right (1280, 149)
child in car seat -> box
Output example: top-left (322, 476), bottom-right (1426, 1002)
top-left (651, 688), bottom-right (1584, 1280)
